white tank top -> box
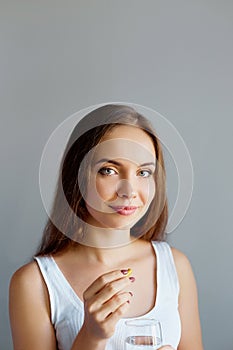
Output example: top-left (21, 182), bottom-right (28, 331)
top-left (34, 241), bottom-right (181, 349)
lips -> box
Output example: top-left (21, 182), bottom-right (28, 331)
top-left (109, 206), bottom-right (138, 216)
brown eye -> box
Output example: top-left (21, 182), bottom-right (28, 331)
top-left (98, 167), bottom-right (117, 176)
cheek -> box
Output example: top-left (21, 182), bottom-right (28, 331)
top-left (85, 176), bottom-right (117, 209)
top-left (96, 177), bottom-right (117, 200)
top-left (140, 179), bottom-right (156, 203)
top-left (149, 180), bottom-right (156, 200)
top-left (84, 176), bottom-right (102, 209)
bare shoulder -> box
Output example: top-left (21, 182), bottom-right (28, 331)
top-left (9, 260), bottom-right (50, 311)
top-left (171, 248), bottom-right (197, 297)
top-left (10, 261), bottom-right (43, 290)
top-left (9, 261), bottom-right (56, 350)
top-left (11, 260), bottom-right (38, 278)
top-left (170, 247), bottom-right (196, 285)
top-left (170, 247), bottom-right (192, 271)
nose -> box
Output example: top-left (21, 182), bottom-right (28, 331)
top-left (116, 179), bottom-right (137, 199)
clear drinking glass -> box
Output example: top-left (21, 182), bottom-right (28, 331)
top-left (124, 318), bottom-right (162, 349)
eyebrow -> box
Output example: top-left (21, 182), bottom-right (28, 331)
top-left (94, 158), bottom-right (156, 167)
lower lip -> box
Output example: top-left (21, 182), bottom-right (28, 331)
top-left (110, 207), bottom-right (138, 216)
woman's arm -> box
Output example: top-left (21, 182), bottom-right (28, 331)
top-left (9, 262), bottom-right (57, 350)
top-left (9, 265), bottom-right (134, 350)
top-left (171, 248), bottom-right (204, 350)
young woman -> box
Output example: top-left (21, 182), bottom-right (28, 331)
top-left (9, 104), bottom-right (203, 350)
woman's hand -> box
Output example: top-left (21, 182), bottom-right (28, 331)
top-left (81, 269), bottom-right (134, 340)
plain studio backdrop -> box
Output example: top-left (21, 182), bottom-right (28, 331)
top-left (1, 1), bottom-right (232, 349)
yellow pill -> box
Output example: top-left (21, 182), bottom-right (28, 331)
top-left (126, 268), bottom-right (132, 277)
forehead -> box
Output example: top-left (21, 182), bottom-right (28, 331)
top-left (92, 125), bottom-right (156, 164)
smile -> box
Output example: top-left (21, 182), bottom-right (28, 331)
top-left (109, 206), bottom-right (139, 216)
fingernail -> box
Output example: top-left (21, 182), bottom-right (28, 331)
top-left (121, 268), bottom-right (132, 277)
top-left (129, 276), bottom-right (135, 282)
top-left (129, 291), bottom-right (133, 297)
top-left (127, 300), bottom-right (130, 304)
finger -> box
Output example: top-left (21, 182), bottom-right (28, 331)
top-left (100, 291), bottom-right (133, 319)
top-left (103, 298), bottom-right (130, 326)
top-left (83, 269), bottom-right (132, 300)
top-left (158, 346), bottom-right (175, 350)
top-left (84, 276), bottom-right (134, 315)
top-left (90, 275), bottom-right (134, 308)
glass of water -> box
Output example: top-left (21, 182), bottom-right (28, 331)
top-left (124, 318), bottom-right (162, 349)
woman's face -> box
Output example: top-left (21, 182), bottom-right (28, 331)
top-left (80, 125), bottom-right (156, 230)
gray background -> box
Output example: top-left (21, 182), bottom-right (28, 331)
top-left (1, 1), bottom-right (232, 349)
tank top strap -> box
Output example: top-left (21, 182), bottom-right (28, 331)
top-left (152, 241), bottom-right (180, 305)
top-left (34, 256), bottom-right (57, 324)
top-left (34, 255), bottom-right (83, 325)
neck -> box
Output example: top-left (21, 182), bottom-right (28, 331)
top-left (79, 224), bottom-right (133, 248)
top-left (72, 225), bottom-right (141, 268)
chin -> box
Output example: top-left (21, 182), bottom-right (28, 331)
top-left (86, 207), bottom-right (146, 229)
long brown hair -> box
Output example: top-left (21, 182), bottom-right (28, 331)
top-left (35, 104), bottom-right (168, 256)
